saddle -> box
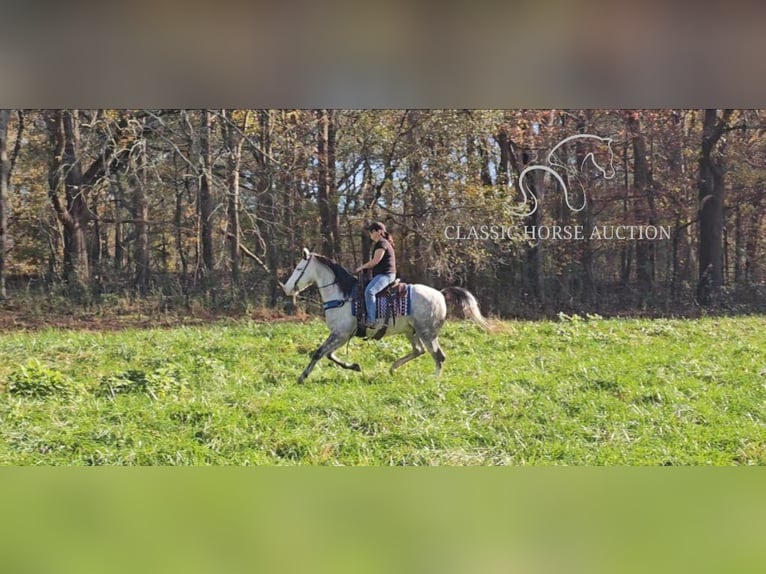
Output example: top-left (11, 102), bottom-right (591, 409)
top-left (354, 277), bottom-right (411, 339)
top-left (379, 278), bottom-right (406, 297)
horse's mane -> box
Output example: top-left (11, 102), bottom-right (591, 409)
top-left (313, 254), bottom-right (357, 297)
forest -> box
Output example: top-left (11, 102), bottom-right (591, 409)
top-left (0, 109), bottom-right (764, 318)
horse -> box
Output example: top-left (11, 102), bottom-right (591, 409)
top-left (517, 134), bottom-right (616, 217)
top-left (282, 248), bottom-right (489, 383)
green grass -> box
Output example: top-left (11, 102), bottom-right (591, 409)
top-left (0, 316), bottom-right (764, 465)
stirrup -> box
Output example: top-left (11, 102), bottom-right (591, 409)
top-left (358, 322), bottom-right (387, 341)
top-left (370, 325), bottom-right (387, 340)
top-left (356, 319), bottom-right (378, 338)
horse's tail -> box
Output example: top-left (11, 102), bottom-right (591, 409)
top-left (441, 286), bottom-right (491, 332)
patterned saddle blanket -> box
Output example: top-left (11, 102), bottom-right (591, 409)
top-left (353, 280), bottom-right (413, 324)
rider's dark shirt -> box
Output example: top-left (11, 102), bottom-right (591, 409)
top-left (372, 239), bottom-right (396, 276)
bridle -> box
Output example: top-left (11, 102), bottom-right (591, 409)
top-left (292, 255), bottom-right (312, 290)
top-left (292, 253), bottom-right (338, 292)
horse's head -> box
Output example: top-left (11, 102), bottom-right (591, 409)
top-left (584, 136), bottom-right (616, 180)
top-left (283, 248), bottom-right (316, 296)
top-left (546, 134), bottom-right (617, 181)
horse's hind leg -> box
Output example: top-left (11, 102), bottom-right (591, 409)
top-left (420, 335), bottom-right (446, 377)
top-left (390, 333), bottom-right (425, 374)
top-left (298, 332), bottom-right (350, 384)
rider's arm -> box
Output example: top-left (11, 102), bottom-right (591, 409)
top-left (357, 248), bottom-right (385, 271)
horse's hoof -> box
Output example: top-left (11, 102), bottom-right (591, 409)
top-left (351, 363), bottom-right (362, 372)
top-left (297, 376), bottom-right (305, 384)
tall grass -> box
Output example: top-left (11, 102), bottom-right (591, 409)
top-left (1, 316), bottom-right (764, 465)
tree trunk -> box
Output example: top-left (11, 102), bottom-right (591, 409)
top-left (574, 114), bottom-right (594, 301)
top-left (620, 135), bottom-right (632, 286)
top-left (113, 176), bottom-right (126, 271)
top-left (0, 109), bottom-right (10, 299)
top-left (259, 112), bottom-right (284, 306)
top-left (525, 168), bottom-right (543, 300)
top-left (407, 110), bottom-right (430, 283)
top-left (222, 109), bottom-right (246, 289)
top-left (169, 150), bottom-right (188, 284)
top-left (697, 109), bottom-right (732, 305)
top-left (733, 204), bottom-right (743, 284)
top-left (198, 109), bottom-right (216, 276)
top-left (47, 110), bottom-right (91, 290)
top-left (316, 109), bottom-right (340, 259)
top-left (476, 137), bottom-right (493, 187)
top-left (627, 112), bottom-right (656, 290)
top-left (510, 129), bottom-right (542, 301)
top-left (496, 123), bottom-right (511, 187)
top-left (63, 111), bottom-right (91, 285)
top-left (132, 141), bottom-right (150, 294)
top-left (745, 207), bottom-right (760, 282)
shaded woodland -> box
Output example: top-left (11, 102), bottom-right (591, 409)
top-left (0, 109), bottom-right (764, 318)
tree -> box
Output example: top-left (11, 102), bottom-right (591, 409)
top-left (198, 109), bottom-right (216, 277)
top-left (221, 109), bottom-right (248, 290)
top-left (45, 110), bottom-right (136, 293)
top-left (315, 109), bottom-right (340, 259)
top-left (131, 137), bottom-right (150, 293)
top-left (697, 109), bottom-right (733, 305)
top-left (2, 108), bottom-right (766, 317)
top-left (627, 110), bottom-right (656, 290)
top-left (47, 110), bottom-right (92, 288)
top-left (0, 109), bottom-right (11, 299)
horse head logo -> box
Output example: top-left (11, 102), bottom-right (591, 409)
top-left (517, 134), bottom-right (616, 217)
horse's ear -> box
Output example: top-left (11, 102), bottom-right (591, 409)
top-left (302, 247), bottom-right (311, 259)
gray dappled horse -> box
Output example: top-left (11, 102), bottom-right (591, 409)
top-left (283, 248), bottom-right (489, 383)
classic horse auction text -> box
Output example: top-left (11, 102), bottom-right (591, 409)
top-left (444, 225), bottom-right (672, 241)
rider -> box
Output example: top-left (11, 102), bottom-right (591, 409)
top-left (355, 222), bottom-right (397, 329)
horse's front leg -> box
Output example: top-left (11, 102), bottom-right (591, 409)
top-left (328, 351), bottom-right (361, 372)
top-left (297, 332), bottom-right (349, 384)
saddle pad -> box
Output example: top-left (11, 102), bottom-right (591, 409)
top-left (376, 284), bottom-right (412, 319)
top-left (352, 284), bottom-right (412, 320)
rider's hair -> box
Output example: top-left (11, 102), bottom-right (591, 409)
top-left (368, 221), bottom-right (394, 247)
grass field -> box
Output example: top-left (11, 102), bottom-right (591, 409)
top-left (0, 315), bottom-right (764, 465)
